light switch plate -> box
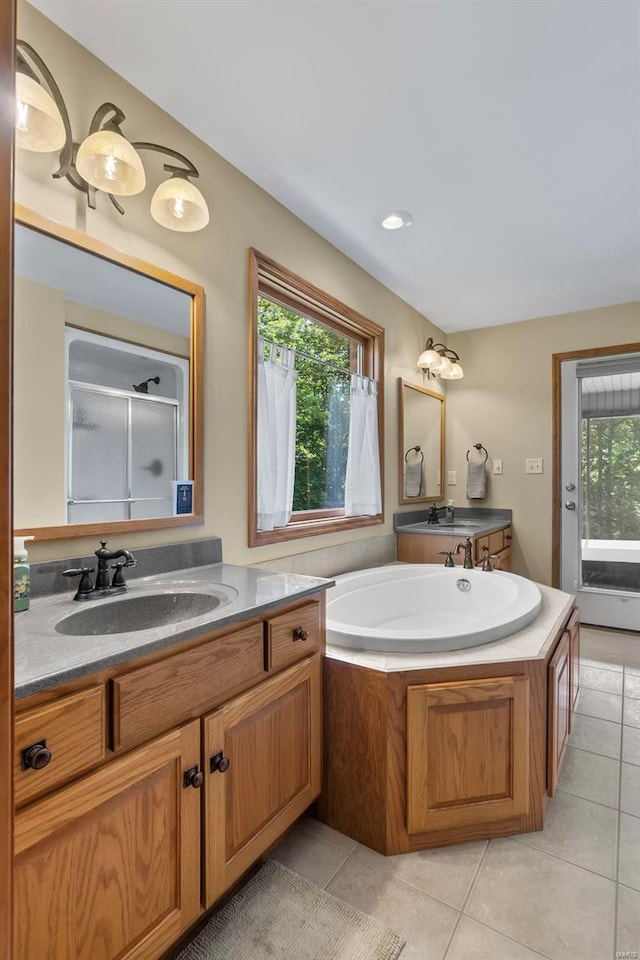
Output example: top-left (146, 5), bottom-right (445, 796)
top-left (447, 470), bottom-right (457, 485)
top-left (525, 458), bottom-right (543, 475)
top-left (492, 459), bottom-right (503, 475)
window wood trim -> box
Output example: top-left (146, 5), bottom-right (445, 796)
top-left (248, 249), bottom-right (385, 547)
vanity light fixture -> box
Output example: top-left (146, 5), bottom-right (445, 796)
top-left (15, 40), bottom-right (210, 233)
top-left (417, 337), bottom-right (464, 380)
top-left (381, 211), bottom-right (413, 230)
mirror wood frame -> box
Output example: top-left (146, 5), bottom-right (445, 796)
top-left (397, 377), bottom-right (445, 505)
top-left (13, 204), bottom-right (205, 541)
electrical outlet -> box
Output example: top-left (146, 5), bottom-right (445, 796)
top-left (492, 459), bottom-right (503, 475)
top-left (447, 470), bottom-right (457, 485)
top-left (525, 458), bottom-right (543, 475)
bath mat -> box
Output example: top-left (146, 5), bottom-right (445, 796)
top-left (174, 859), bottom-right (405, 960)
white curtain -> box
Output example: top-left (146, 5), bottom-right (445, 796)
top-left (344, 374), bottom-right (382, 516)
top-left (257, 339), bottom-right (298, 531)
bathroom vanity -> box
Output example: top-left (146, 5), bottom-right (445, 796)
top-left (13, 565), bottom-right (329, 960)
top-left (395, 508), bottom-right (513, 570)
top-left (321, 585), bottom-right (579, 854)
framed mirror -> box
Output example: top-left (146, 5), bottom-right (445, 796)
top-left (13, 205), bottom-right (204, 540)
top-left (398, 378), bottom-right (444, 504)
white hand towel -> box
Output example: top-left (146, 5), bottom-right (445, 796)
top-left (466, 461), bottom-right (487, 499)
top-left (404, 461), bottom-right (424, 498)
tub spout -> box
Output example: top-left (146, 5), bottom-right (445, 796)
top-left (455, 538), bottom-right (474, 569)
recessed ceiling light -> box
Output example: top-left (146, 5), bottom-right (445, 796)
top-left (381, 211), bottom-right (413, 230)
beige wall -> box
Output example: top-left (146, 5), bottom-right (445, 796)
top-left (65, 302), bottom-right (190, 359)
top-left (446, 301), bottom-right (640, 586)
top-left (16, 1), bottom-right (442, 564)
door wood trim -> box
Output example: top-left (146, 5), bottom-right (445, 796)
top-left (0, 2), bottom-right (15, 957)
top-left (551, 342), bottom-right (640, 587)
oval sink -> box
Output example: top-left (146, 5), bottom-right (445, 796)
top-left (55, 583), bottom-right (237, 637)
top-left (436, 520), bottom-right (484, 528)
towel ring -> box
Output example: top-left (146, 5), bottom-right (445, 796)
top-left (466, 443), bottom-right (489, 464)
top-left (405, 445), bottom-right (424, 464)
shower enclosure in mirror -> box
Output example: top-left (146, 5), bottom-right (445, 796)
top-left (13, 205), bottom-right (204, 540)
top-left (398, 378), bottom-right (444, 504)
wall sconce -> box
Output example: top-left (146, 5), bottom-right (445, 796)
top-left (417, 337), bottom-right (464, 380)
top-left (15, 40), bottom-right (209, 233)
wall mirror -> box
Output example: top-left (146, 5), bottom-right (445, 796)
top-left (13, 206), bottom-right (204, 540)
top-left (398, 378), bottom-right (444, 504)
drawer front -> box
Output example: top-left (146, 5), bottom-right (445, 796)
top-left (15, 687), bottom-right (105, 806)
top-left (489, 530), bottom-right (505, 555)
top-left (474, 535), bottom-right (489, 562)
top-left (267, 603), bottom-right (321, 672)
top-left (492, 547), bottom-right (512, 571)
top-left (112, 624), bottom-right (265, 752)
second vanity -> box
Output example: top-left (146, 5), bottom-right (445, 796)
top-left (13, 557), bottom-right (331, 960)
top-left (395, 507), bottom-right (513, 570)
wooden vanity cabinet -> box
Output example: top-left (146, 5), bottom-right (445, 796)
top-left (14, 596), bottom-right (325, 960)
top-left (547, 606), bottom-right (580, 796)
top-left (397, 525), bottom-right (512, 570)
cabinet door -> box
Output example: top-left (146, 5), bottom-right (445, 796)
top-left (568, 610), bottom-right (580, 717)
top-left (548, 629), bottom-right (571, 797)
top-left (14, 721), bottom-right (201, 960)
top-left (407, 675), bottom-right (530, 835)
top-left (204, 655), bottom-right (321, 906)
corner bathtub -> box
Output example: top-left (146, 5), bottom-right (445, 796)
top-left (326, 564), bottom-right (542, 653)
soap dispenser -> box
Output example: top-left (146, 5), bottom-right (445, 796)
top-left (446, 500), bottom-right (455, 523)
top-left (13, 535), bottom-right (34, 613)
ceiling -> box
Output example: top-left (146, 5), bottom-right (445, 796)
top-left (28, 0), bottom-right (639, 333)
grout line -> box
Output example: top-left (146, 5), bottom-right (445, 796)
top-left (296, 820), bottom-right (359, 856)
top-left (451, 914), bottom-right (552, 960)
top-left (613, 660), bottom-right (627, 960)
top-left (442, 840), bottom-right (491, 958)
top-left (507, 834), bottom-right (618, 884)
top-left (321, 842), bottom-right (359, 891)
top-left (556, 783), bottom-right (620, 813)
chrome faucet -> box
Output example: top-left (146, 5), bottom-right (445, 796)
top-left (63, 540), bottom-right (137, 601)
top-left (454, 537), bottom-right (474, 569)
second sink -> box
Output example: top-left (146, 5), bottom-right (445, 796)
top-left (55, 582), bottom-right (238, 636)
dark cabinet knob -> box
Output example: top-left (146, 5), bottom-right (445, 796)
top-left (183, 765), bottom-right (204, 789)
top-left (210, 751), bottom-right (230, 774)
top-left (293, 627), bottom-right (309, 642)
top-left (22, 740), bottom-right (52, 771)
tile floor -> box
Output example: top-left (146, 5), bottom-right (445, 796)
top-left (271, 627), bottom-right (640, 960)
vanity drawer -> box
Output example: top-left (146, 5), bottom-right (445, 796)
top-left (15, 686), bottom-right (106, 807)
top-left (266, 602), bottom-right (321, 672)
top-left (475, 527), bottom-right (511, 563)
top-left (112, 624), bottom-right (265, 751)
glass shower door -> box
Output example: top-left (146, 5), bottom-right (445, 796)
top-left (130, 398), bottom-right (177, 519)
top-left (68, 388), bottom-right (129, 524)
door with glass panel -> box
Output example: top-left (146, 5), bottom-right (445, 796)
top-left (560, 353), bottom-right (640, 629)
top-left (68, 384), bottom-right (178, 523)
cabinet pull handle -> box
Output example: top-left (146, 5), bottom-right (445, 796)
top-left (293, 627), bottom-right (309, 642)
top-left (210, 751), bottom-right (230, 774)
top-left (505, 533), bottom-right (512, 542)
top-left (21, 740), bottom-right (52, 771)
top-left (183, 765), bottom-right (204, 789)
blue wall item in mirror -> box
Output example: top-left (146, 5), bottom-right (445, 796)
top-left (173, 481), bottom-right (194, 516)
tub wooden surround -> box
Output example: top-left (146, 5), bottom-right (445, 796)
top-left (320, 587), bottom-right (579, 854)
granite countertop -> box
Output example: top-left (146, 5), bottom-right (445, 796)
top-left (326, 582), bottom-right (573, 673)
top-left (14, 563), bottom-right (333, 700)
top-left (394, 507), bottom-right (512, 539)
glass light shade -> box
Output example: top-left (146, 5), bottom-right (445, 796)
top-left (436, 355), bottom-right (453, 376)
top-left (440, 361), bottom-right (464, 380)
top-left (150, 177), bottom-right (209, 232)
top-left (15, 72), bottom-right (66, 152)
top-left (417, 348), bottom-right (442, 370)
top-left (76, 130), bottom-right (146, 195)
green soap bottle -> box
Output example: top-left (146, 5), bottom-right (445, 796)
top-left (14, 536), bottom-right (34, 613)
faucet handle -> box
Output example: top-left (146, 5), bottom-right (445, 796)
top-left (63, 567), bottom-right (95, 599)
top-left (436, 550), bottom-right (456, 568)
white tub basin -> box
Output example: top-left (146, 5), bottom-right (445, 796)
top-left (326, 564), bottom-right (542, 653)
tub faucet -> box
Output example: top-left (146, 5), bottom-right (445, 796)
top-left (455, 537), bottom-right (474, 569)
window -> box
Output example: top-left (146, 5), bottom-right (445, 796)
top-left (249, 249), bottom-right (384, 545)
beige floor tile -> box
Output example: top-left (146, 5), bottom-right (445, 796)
top-left (617, 884), bottom-right (640, 959)
top-left (622, 725), bottom-right (640, 766)
top-left (465, 838), bottom-right (616, 960)
top-left (569, 713), bottom-right (622, 759)
top-left (580, 664), bottom-right (624, 695)
top-left (580, 630), bottom-right (625, 672)
top-left (625, 672), bottom-right (640, 700)
top-left (625, 636), bottom-right (640, 674)
top-left (297, 816), bottom-right (358, 853)
top-left (270, 825), bottom-right (353, 888)
top-left (576, 687), bottom-right (623, 723)
top-left (327, 855), bottom-right (458, 960)
top-left (623, 698), bottom-right (640, 728)
top-left (351, 839), bottom-right (487, 909)
top-left (621, 763), bottom-right (640, 818)
top-left (515, 790), bottom-right (618, 878)
top-left (619, 813), bottom-right (640, 892)
top-left (557, 746), bottom-right (619, 808)
top-left (445, 916), bottom-right (546, 960)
